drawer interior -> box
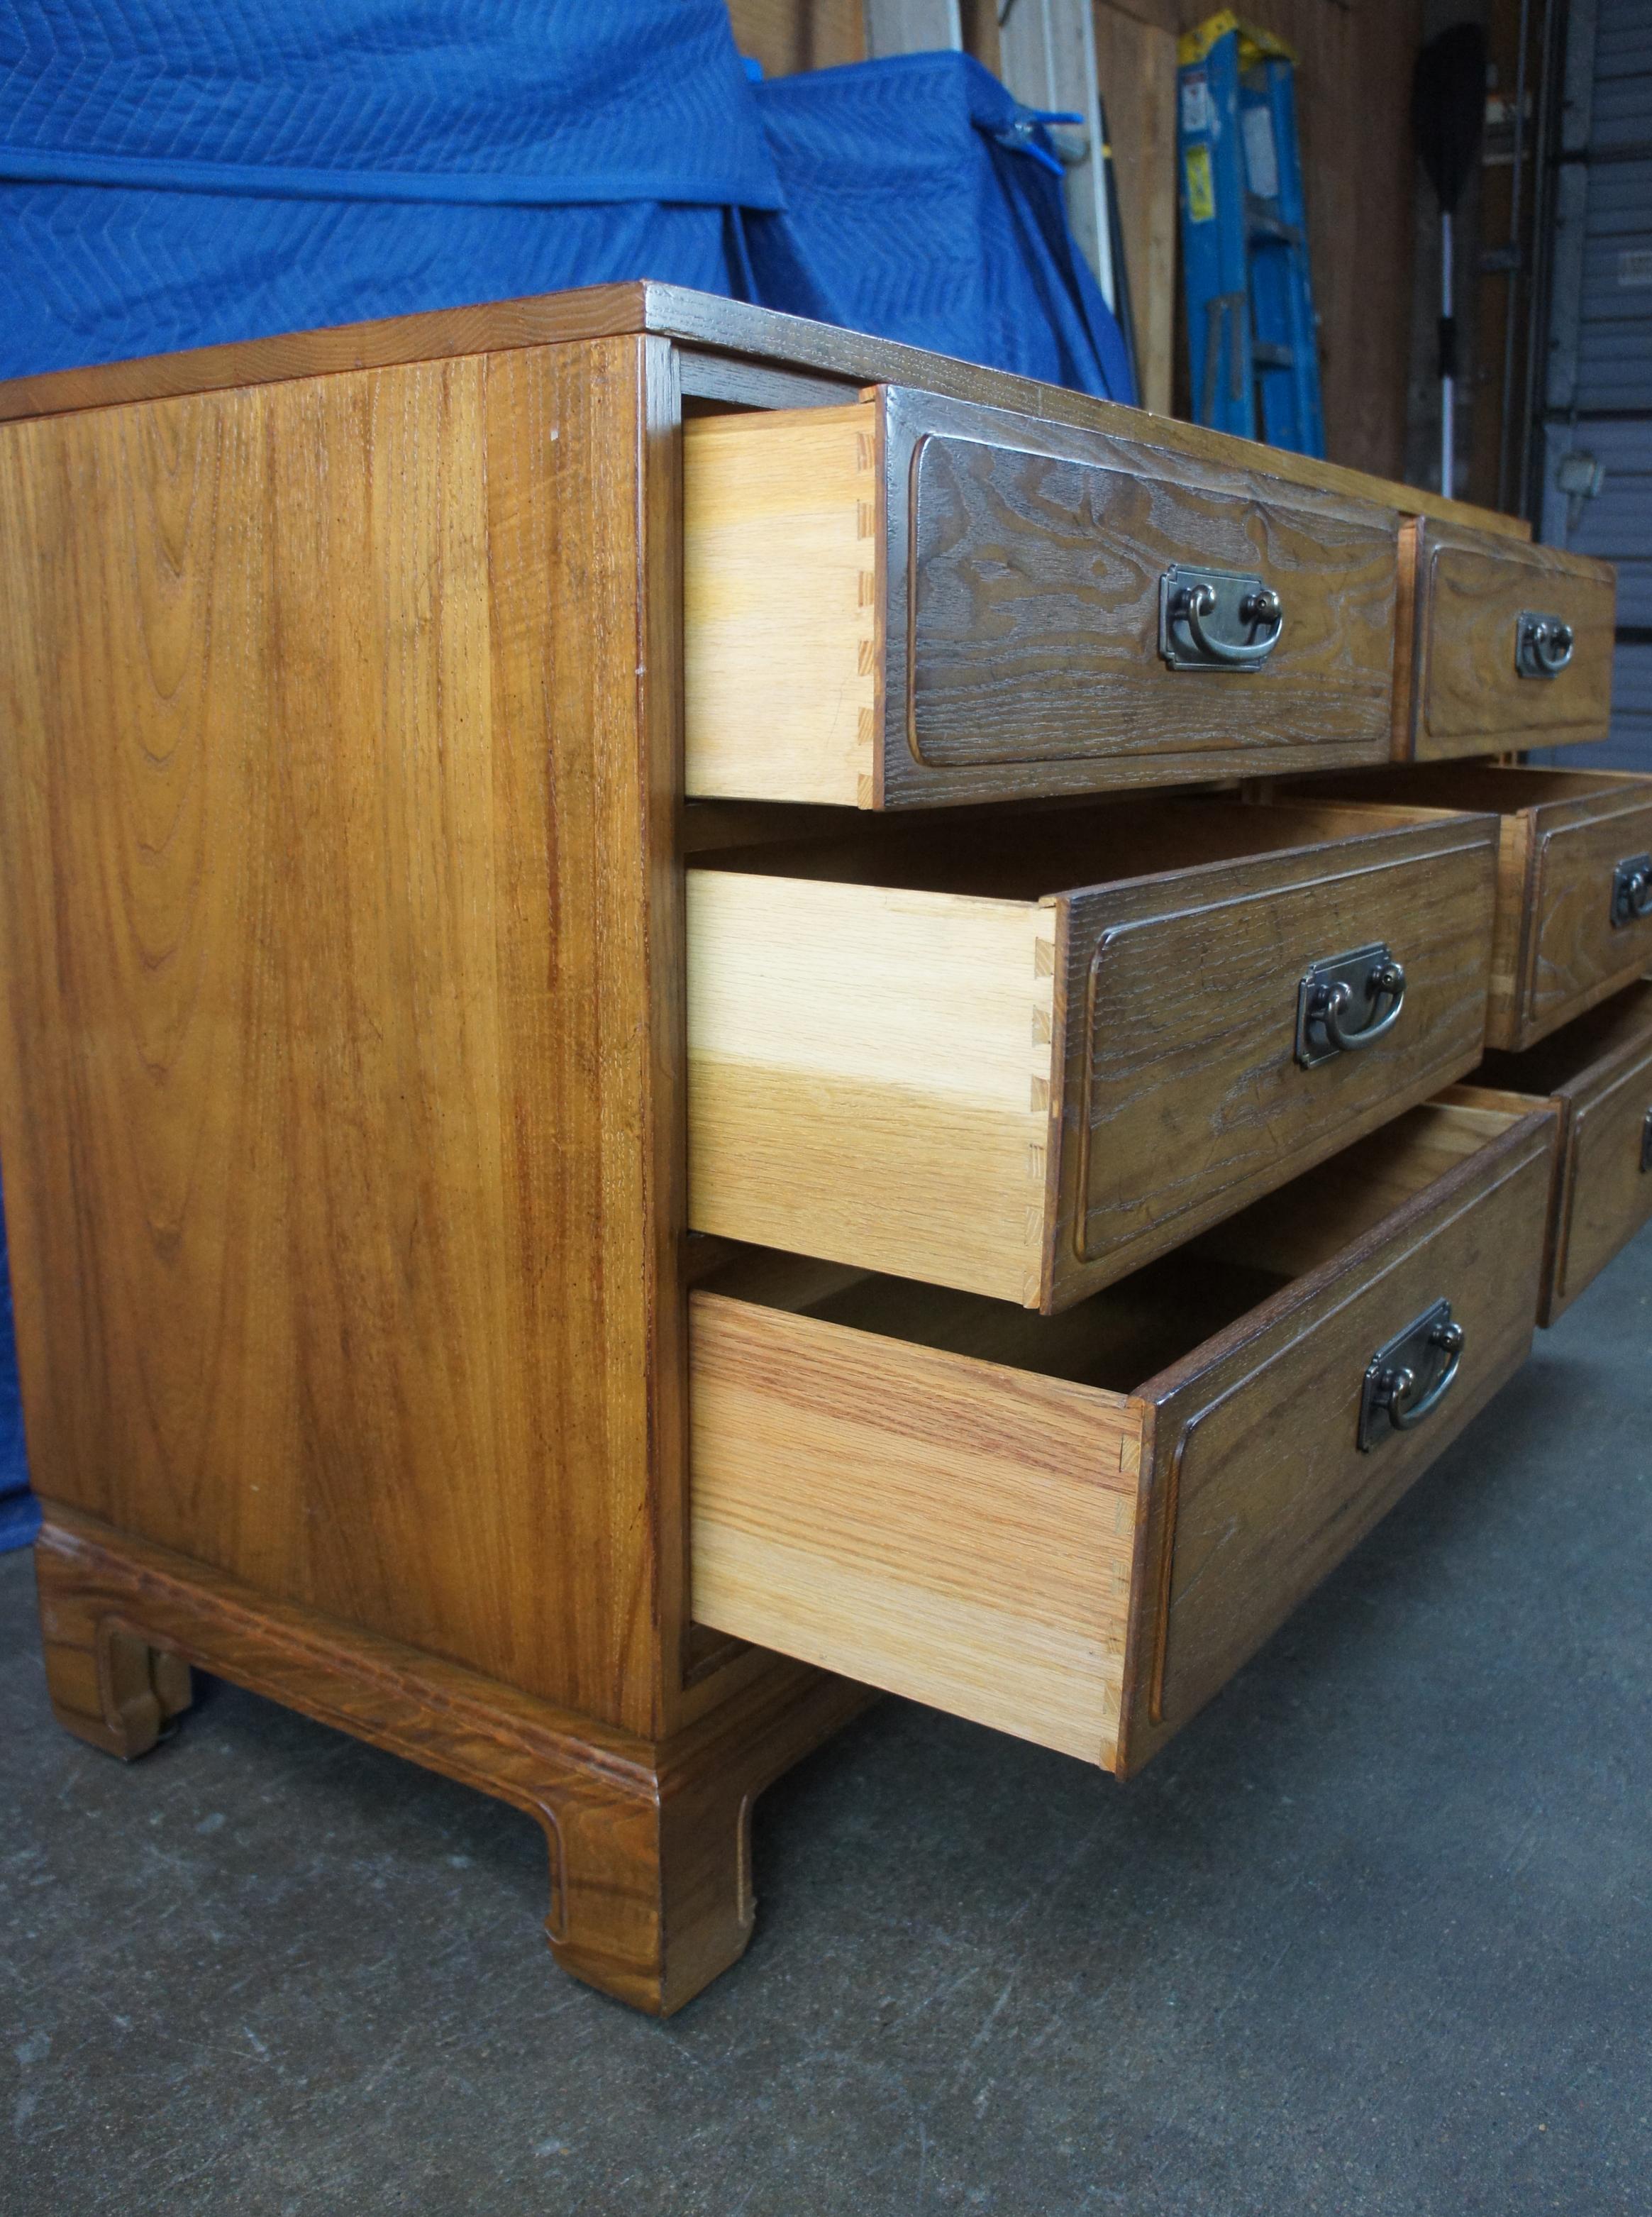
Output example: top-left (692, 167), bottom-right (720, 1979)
top-left (702, 1100), bottom-right (1524, 1399)
top-left (1475, 975), bottom-right (1652, 1098)
top-left (691, 792), bottom-right (1451, 902)
top-left (1281, 763), bottom-right (1647, 820)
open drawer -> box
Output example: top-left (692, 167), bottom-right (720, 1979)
top-left (1396, 514), bottom-right (1614, 759)
top-left (692, 1101), bottom-right (1557, 1774)
top-left (684, 388), bottom-right (1400, 808)
top-left (1452, 978), bottom-right (1652, 1324)
top-left (688, 795), bottom-right (1498, 1310)
top-left (1265, 763), bottom-right (1652, 1050)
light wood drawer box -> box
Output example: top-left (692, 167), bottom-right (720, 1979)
top-left (1273, 764), bottom-right (1652, 1051)
top-left (1452, 979), bottom-right (1652, 1324)
top-left (692, 1101), bottom-right (1556, 1774)
top-left (684, 388), bottom-right (1401, 809)
top-left (1397, 516), bottom-right (1614, 759)
top-left (687, 795), bottom-right (1498, 1310)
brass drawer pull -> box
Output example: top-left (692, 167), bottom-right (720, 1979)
top-left (1611, 853), bottom-right (1652, 930)
top-left (1359, 1300), bottom-right (1465, 1452)
top-left (1515, 609), bottom-right (1575, 678)
top-left (1159, 563), bottom-right (1284, 670)
top-left (1295, 942), bottom-right (1407, 1068)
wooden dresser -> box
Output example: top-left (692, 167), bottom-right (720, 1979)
top-left (0, 284), bottom-right (1637, 2016)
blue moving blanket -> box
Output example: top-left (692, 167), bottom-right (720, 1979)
top-left (0, 3), bottom-right (1131, 396)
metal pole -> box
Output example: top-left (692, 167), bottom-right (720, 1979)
top-left (1497, 0), bottom-right (1534, 512)
top-left (1441, 208), bottom-right (1455, 496)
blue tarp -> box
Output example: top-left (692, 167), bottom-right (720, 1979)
top-left (0, 0), bottom-right (782, 206)
top-left (0, 4), bottom-right (1132, 398)
top-left (746, 55), bottom-right (1134, 402)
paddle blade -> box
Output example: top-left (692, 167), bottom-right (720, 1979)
top-left (1412, 21), bottom-right (1487, 214)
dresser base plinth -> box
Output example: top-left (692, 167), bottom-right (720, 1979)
top-left (33, 1506), bottom-right (871, 2016)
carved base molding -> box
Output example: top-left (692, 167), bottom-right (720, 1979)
top-left (33, 1505), bottom-right (872, 2016)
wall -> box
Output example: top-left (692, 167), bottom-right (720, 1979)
top-left (724, 0), bottom-right (1421, 481)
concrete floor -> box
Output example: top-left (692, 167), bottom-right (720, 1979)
top-left (4, 1229), bottom-right (1650, 2217)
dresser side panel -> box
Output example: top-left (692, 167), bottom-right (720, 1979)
top-left (0, 338), bottom-right (681, 1733)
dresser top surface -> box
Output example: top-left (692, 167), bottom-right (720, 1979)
top-left (0, 278), bottom-right (1529, 541)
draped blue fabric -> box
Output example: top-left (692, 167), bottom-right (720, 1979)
top-left (0, 0), bottom-right (782, 205)
top-left (0, 4), bottom-right (1131, 396)
top-left (0, 0), bottom-right (770, 375)
top-left (745, 54), bottom-right (1135, 402)
top-left (0, 1182), bottom-right (35, 1554)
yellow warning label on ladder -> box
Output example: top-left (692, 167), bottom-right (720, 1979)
top-left (1185, 143), bottom-right (1216, 223)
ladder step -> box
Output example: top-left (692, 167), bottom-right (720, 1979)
top-left (1252, 343), bottom-right (1295, 368)
top-left (1246, 209), bottom-right (1303, 248)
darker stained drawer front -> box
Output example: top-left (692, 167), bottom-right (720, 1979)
top-left (898, 389), bottom-right (1400, 799)
top-left (1134, 1105), bottom-right (1555, 1764)
top-left (1067, 807), bottom-right (1497, 1283)
top-left (689, 797), bottom-right (1500, 1312)
top-left (682, 388), bottom-right (1400, 809)
top-left (1469, 979), bottom-right (1652, 1323)
top-left (1403, 517), bottom-right (1615, 758)
top-left (1280, 765), bottom-right (1652, 1050)
top-left (691, 1104), bottom-right (1557, 1776)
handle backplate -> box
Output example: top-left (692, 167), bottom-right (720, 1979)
top-left (1295, 941), bottom-right (1407, 1068)
top-left (1159, 563), bottom-right (1285, 671)
top-left (1515, 609), bottom-right (1575, 678)
top-left (1611, 853), bottom-right (1652, 931)
top-left (1358, 1299), bottom-right (1465, 1453)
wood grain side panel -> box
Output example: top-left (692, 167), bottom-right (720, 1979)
top-left (1416, 527), bottom-right (1615, 756)
top-left (1121, 1111), bottom-right (1556, 1772)
top-left (0, 363), bottom-right (517, 1633)
top-left (687, 872), bottom-right (1058, 1305)
top-left (683, 404), bottom-right (879, 806)
top-left (1055, 818), bottom-right (1499, 1302)
top-left (482, 337), bottom-right (687, 1733)
top-left (689, 1291), bottom-right (1145, 1767)
top-left (0, 341), bottom-right (685, 1734)
top-left (905, 430), bottom-right (1398, 778)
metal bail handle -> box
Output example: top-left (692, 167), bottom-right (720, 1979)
top-left (1611, 853), bottom-right (1652, 930)
top-left (1516, 609), bottom-right (1575, 678)
top-left (1159, 563), bottom-right (1285, 670)
top-left (1295, 943), bottom-right (1407, 1067)
top-left (1180, 581), bottom-right (1284, 666)
top-left (1359, 1300), bottom-right (1465, 1452)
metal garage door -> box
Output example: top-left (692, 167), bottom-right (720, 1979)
top-left (1539, 0), bottom-right (1651, 770)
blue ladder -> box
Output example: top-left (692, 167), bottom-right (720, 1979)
top-left (1177, 11), bottom-right (1324, 456)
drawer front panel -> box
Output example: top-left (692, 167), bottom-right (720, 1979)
top-left (1556, 1038), bottom-right (1652, 1312)
top-left (1417, 529), bottom-right (1615, 755)
top-left (1066, 825), bottom-right (1497, 1288)
top-left (1525, 793), bottom-right (1652, 1038)
top-left (903, 422), bottom-right (1397, 786)
top-left (1132, 1111), bottom-right (1554, 1764)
